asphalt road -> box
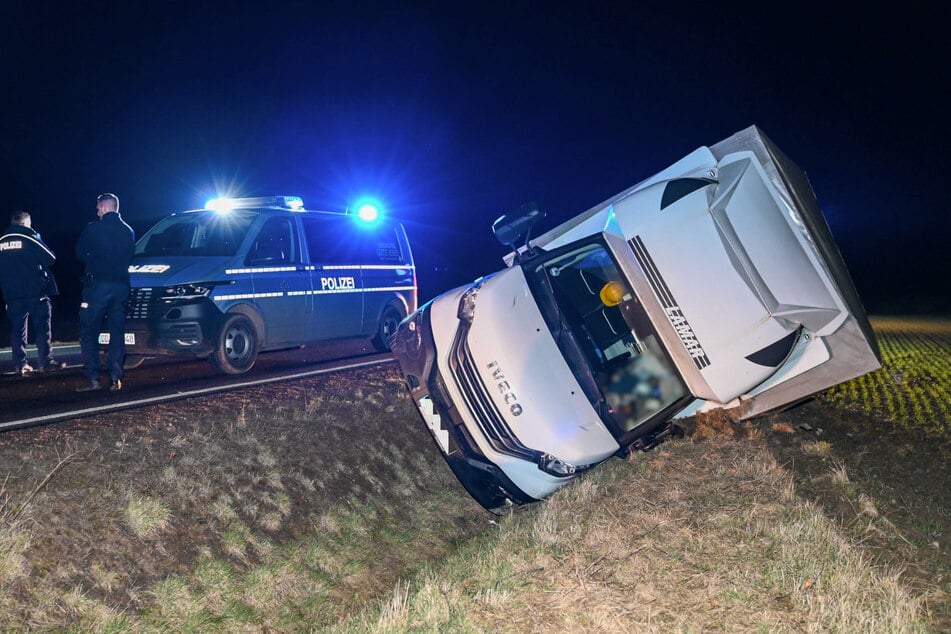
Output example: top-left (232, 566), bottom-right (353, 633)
top-left (0, 339), bottom-right (395, 432)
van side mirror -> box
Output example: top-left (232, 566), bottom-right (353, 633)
top-left (492, 203), bottom-right (546, 252)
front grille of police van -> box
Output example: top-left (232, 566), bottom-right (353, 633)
top-left (449, 329), bottom-right (540, 463)
top-left (125, 288), bottom-right (153, 319)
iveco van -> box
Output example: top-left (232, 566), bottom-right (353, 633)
top-left (102, 196), bottom-right (416, 374)
top-left (389, 127), bottom-right (880, 510)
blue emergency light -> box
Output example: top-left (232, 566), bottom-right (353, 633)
top-left (358, 204), bottom-right (379, 222)
top-left (351, 196), bottom-right (383, 224)
top-left (205, 196), bottom-right (305, 212)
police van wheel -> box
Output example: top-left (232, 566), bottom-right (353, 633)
top-left (211, 314), bottom-right (258, 374)
top-left (372, 305), bottom-right (403, 352)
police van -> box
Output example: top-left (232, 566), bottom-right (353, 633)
top-left (389, 127), bottom-right (880, 509)
top-left (103, 195), bottom-right (416, 374)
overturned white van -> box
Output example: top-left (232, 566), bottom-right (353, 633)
top-left (390, 126), bottom-right (880, 510)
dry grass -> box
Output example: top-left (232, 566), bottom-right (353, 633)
top-left (341, 435), bottom-right (931, 632)
top-left (124, 494), bottom-right (171, 538)
top-left (0, 365), bottom-right (490, 631)
top-left (0, 478), bottom-right (29, 590)
top-left (0, 338), bottom-right (946, 631)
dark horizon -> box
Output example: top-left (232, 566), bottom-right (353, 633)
top-left (2, 2), bottom-right (948, 320)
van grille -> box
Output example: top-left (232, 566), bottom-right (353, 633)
top-left (126, 288), bottom-right (153, 319)
top-left (449, 328), bottom-right (540, 462)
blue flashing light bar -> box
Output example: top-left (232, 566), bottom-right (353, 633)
top-left (204, 196), bottom-right (305, 212)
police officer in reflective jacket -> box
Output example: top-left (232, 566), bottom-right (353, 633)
top-left (0, 211), bottom-right (66, 375)
top-left (75, 193), bottom-right (135, 392)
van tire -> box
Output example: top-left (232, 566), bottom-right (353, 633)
top-left (372, 305), bottom-right (403, 352)
top-left (210, 314), bottom-right (258, 374)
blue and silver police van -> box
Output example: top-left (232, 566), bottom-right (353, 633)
top-left (101, 195), bottom-right (416, 374)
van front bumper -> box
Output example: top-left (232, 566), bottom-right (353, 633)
top-left (390, 303), bottom-right (538, 510)
top-left (99, 294), bottom-right (222, 357)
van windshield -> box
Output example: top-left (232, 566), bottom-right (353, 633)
top-left (525, 241), bottom-right (688, 435)
top-left (136, 210), bottom-right (257, 257)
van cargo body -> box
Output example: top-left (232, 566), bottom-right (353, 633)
top-left (103, 197), bottom-right (416, 374)
top-left (390, 127), bottom-right (879, 509)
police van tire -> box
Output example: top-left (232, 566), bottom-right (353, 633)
top-left (372, 305), bottom-right (403, 352)
top-left (211, 314), bottom-right (259, 374)
top-left (123, 355), bottom-right (146, 370)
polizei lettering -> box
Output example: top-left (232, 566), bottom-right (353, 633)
top-left (0, 240), bottom-right (22, 251)
top-left (320, 276), bottom-right (356, 291)
top-left (485, 361), bottom-right (523, 416)
top-left (665, 306), bottom-right (711, 369)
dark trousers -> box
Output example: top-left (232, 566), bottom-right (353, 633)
top-left (79, 282), bottom-right (129, 382)
top-left (6, 296), bottom-right (53, 370)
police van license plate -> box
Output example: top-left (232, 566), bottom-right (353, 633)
top-left (98, 333), bottom-right (136, 345)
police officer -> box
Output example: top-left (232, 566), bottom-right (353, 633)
top-left (0, 211), bottom-right (67, 375)
top-left (75, 193), bottom-right (135, 392)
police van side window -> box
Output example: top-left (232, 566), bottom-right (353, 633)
top-left (246, 217), bottom-right (298, 265)
top-left (301, 217), bottom-right (403, 265)
top-left (302, 217), bottom-right (346, 265)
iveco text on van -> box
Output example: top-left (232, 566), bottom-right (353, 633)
top-left (102, 196), bottom-right (416, 374)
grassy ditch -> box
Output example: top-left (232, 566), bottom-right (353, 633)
top-left (338, 427), bottom-right (931, 632)
top-left (0, 365), bottom-right (491, 631)
top-left (1, 317), bottom-right (949, 631)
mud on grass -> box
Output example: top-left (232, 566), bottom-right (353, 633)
top-left (0, 363), bottom-right (491, 630)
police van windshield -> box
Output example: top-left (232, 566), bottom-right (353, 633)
top-left (525, 241), bottom-right (688, 435)
top-left (136, 210), bottom-right (257, 257)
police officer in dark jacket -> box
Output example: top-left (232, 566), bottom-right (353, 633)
top-left (75, 193), bottom-right (136, 392)
top-left (0, 211), bottom-right (66, 375)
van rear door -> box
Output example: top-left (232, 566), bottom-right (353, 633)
top-left (356, 223), bottom-right (415, 329)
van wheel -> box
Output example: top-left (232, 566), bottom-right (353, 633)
top-left (372, 305), bottom-right (403, 352)
top-left (210, 314), bottom-right (258, 374)
top-left (123, 355), bottom-right (146, 370)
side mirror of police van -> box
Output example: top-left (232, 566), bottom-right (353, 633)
top-left (492, 203), bottom-right (546, 253)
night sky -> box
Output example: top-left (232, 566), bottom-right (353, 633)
top-left (1, 1), bottom-right (948, 315)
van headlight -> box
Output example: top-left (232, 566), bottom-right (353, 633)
top-left (160, 284), bottom-right (214, 301)
top-left (457, 278), bottom-right (488, 324)
top-left (538, 453), bottom-right (577, 477)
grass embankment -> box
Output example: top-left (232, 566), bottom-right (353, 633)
top-left (0, 368), bottom-right (490, 630)
top-left (339, 430), bottom-right (927, 632)
top-left (2, 316), bottom-right (949, 631)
